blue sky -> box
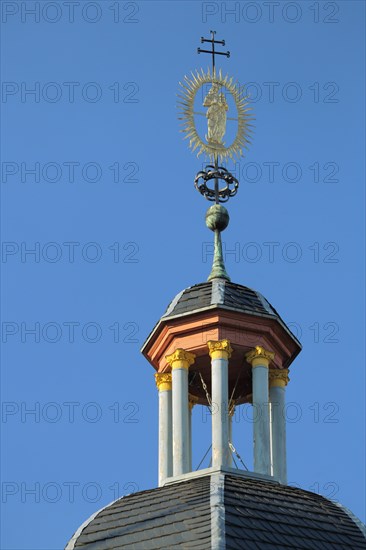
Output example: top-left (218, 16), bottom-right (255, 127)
top-left (1, 1), bottom-right (365, 548)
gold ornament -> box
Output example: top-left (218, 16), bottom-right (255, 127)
top-left (155, 373), bottom-right (172, 391)
top-left (245, 346), bottom-right (275, 367)
top-left (269, 369), bottom-right (290, 388)
top-left (207, 339), bottom-right (233, 359)
top-left (178, 68), bottom-right (253, 162)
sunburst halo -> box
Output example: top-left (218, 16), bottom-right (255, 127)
top-left (177, 67), bottom-right (254, 162)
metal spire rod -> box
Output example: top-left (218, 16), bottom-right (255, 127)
top-left (214, 154), bottom-right (219, 204)
top-left (197, 30), bottom-right (230, 74)
top-left (197, 31), bottom-right (230, 203)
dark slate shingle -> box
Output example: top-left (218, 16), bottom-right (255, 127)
top-left (72, 477), bottom-right (211, 549)
top-left (162, 281), bottom-right (278, 319)
top-left (68, 473), bottom-right (366, 550)
top-left (224, 475), bottom-right (366, 550)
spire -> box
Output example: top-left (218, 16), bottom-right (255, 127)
top-left (206, 204), bottom-right (230, 281)
top-left (178, 32), bottom-right (253, 282)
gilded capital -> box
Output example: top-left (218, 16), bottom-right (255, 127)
top-left (166, 348), bottom-right (196, 370)
top-left (188, 394), bottom-right (199, 411)
top-left (245, 345), bottom-right (275, 368)
top-left (155, 373), bottom-right (172, 392)
top-left (207, 339), bottom-right (233, 360)
top-left (269, 368), bottom-right (289, 388)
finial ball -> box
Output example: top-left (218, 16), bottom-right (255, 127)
top-left (205, 204), bottom-right (230, 232)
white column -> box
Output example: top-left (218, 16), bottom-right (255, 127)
top-left (208, 339), bottom-right (233, 469)
top-left (155, 373), bottom-right (172, 486)
top-left (246, 346), bottom-right (274, 476)
top-left (269, 369), bottom-right (289, 484)
top-left (166, 349), bottom-right (195, 477)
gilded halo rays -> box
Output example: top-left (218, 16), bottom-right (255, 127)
top-left (177, 67), bottom-right (254, 163)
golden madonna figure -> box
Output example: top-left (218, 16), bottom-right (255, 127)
top-left (203, 83), bottom-right (228, 147)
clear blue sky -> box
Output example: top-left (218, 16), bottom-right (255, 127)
top-left (1, 1), bottom-right (365, 548)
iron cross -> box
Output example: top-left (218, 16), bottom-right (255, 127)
top-left (197, 30), bottom-right (230, 72)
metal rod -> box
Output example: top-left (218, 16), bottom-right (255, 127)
top-left (197, 30), bottom-right (230, 76)
top-left (197, 49), bottom-right (230, 56)
top-left (201, 38), bottom-right (225, 45)
top-left (192, 111), bottom-right (238, 121)
top-left (196, 444), bottom-right (212, 470)
top-left (214, 153), bottom-right (219, 204)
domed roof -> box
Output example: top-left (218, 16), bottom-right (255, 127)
top-left (163, 280), bottom-right (283, 320)
top-left (66, 471), bottom-right (366, 549)
top-left (142, 279), bottom-right (301, 357)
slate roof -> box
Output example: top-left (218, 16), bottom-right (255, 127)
top-left (142, 279), bottom-right (301, 355)
top-left (66, 472), bottom-right (366, 550)
top-left (224, 475), bottom-right (366, 549)
top-left (162, 280), bottom-right (280, 320)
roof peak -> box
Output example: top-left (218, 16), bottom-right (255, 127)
top-left (162, 464), bottom-right (275, 487)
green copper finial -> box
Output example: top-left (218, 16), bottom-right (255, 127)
top-left (206, 204), bottom-right (230, 282)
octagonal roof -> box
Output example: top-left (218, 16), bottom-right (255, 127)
top-left (142, 279), bottom-right (301, 356)
top-left (163, 280), bottom-right (283, 320)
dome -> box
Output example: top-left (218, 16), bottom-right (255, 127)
top-left (142, 279), bottom-right (301, 377)
top-left (159, 279), bottom-right (301, 349)
top-left (163, 280), bottom-right (289, 325)
top-left (66, 471), bottom-right (366, 549)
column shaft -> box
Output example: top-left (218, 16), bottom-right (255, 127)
top-left (212, 356), bottom-right (229, 467)
top-left (269, 369), bottom-right (289, 484)
top-left (158, 389), bottom-right (172, 485)
top-left (155, 374), bottom-right (173, 487)
top-left (208, 340), bottom-right (233, 469)
top-left (252, 365), bottom-right (271, 474)
top-left (172, 367), bottom-right (189, 475)
top-left (166, 349), bottom-right (195, 477)
top-left (246, 346), bottom-right (274, 476)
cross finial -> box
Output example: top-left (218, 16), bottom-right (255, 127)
top-left (197, 30), bottom-right (230, 73)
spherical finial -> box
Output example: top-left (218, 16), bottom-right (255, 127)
top-left (205, 204), bottom-right (230, 232)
